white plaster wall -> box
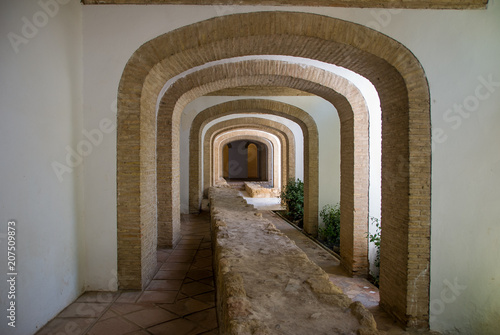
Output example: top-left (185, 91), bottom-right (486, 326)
top-left (354, 5), bottom-right (500, 334)
top-left (81, 5), bottom-right (227, 290)
top-left (0, 1), bottom-right (84, 334)
top-left (81, 4), bottom-right (500, 334)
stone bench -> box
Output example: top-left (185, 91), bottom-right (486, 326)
top-left (244, 182), bottom-right (280, 198)
top-left (209, 186), bottom-right (379, 335)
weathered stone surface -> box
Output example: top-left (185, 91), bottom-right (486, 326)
top-left (210, 186), bottom-right (379, 334)
top-left (350, 301), bottom-right (377, 329)
top-left (306, 273), bottom-right (344, 295)
top-left (244, 182), bottom-right (280, 198)
top-left (201, 199), bottom-right (210, 211)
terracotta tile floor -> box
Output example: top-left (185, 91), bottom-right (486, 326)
top-left (37, 209), bottom-right (420, 335)
top-left (36, 213), bottom-right (217, 335)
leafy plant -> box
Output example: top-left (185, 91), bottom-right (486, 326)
top-left (280, 178), bottom-right (304, 227)
top-left (368, 217), bottom-right (381, 285)
top-left (318, 203), bottom-right (341, 249)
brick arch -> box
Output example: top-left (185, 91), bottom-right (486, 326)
top-left (208, 122), bottom-right (290, 188)
top-left (158, 61), bottom-right (368, 279)
top-left (189, 101), bottom-right (304, 209)
top-left (189, 99), bottom-right (315, 227)
top-left (117, 12), bottom-right (430, 327)
top-left (214, 131), bottom-right (278, 188)
top-left (158, 60), bottom-right (367, 243)
top-left (202, 118), bottom-right (295, 199)
top-left (214, 130), bottom-right (275, 186)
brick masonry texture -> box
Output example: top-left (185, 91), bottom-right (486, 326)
top-left (189, 99), bottom-right (313, 228)
top-left (196, 118), bottom-right (295, 207)
top-left (206, 86), bottom-right (315, 96)
top-left (213, 131), bottom-right (278, 187)
top-left (191, 114), bottom-right (296, 210)
top-left (170, 63), bottom-right (370, 261)
top-left (117, 12), bottom-right (431, 327)
top-left (208, 126), bottom-right (285, 190)
top-left (209, 124), bottom-right (289, 186)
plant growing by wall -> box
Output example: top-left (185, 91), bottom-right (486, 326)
top-left (368, 217), bottom-right (381, 285)
top-left (280, 178), bottom-right (304, 227)
top-left (318, 203), bottom-right (341, 249)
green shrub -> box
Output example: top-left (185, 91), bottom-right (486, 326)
top-left (318, 203), bottom-right (341, 248)
top-left (280, 178), bottom-right (304, 227)
top-left (368, 217), bottom-right (381, 285)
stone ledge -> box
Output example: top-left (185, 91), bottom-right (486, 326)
top-left (244, 182), bottom-right (280, 198)
top-left (209, 186), bottom-right (379, 334)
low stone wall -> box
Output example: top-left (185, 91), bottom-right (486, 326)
top-left (209, 186), bottom-right (379, 335)
top-left (244, 182), bottom-right (280, 198)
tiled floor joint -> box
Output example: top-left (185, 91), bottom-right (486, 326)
top-left (36, 213), bottom-right (217, 335)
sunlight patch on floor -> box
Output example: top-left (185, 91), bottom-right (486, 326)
top-left (238, 190), bottom-right (283, 210)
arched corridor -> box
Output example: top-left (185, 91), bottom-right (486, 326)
top-left (214, 132), bottom-right (276, 187)
top-left (117, 12), bottom-right (430, 328)
top-left (5, 2), bottom-right (499, 334)
top-left (203, 117), bottom-right (295, 193)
